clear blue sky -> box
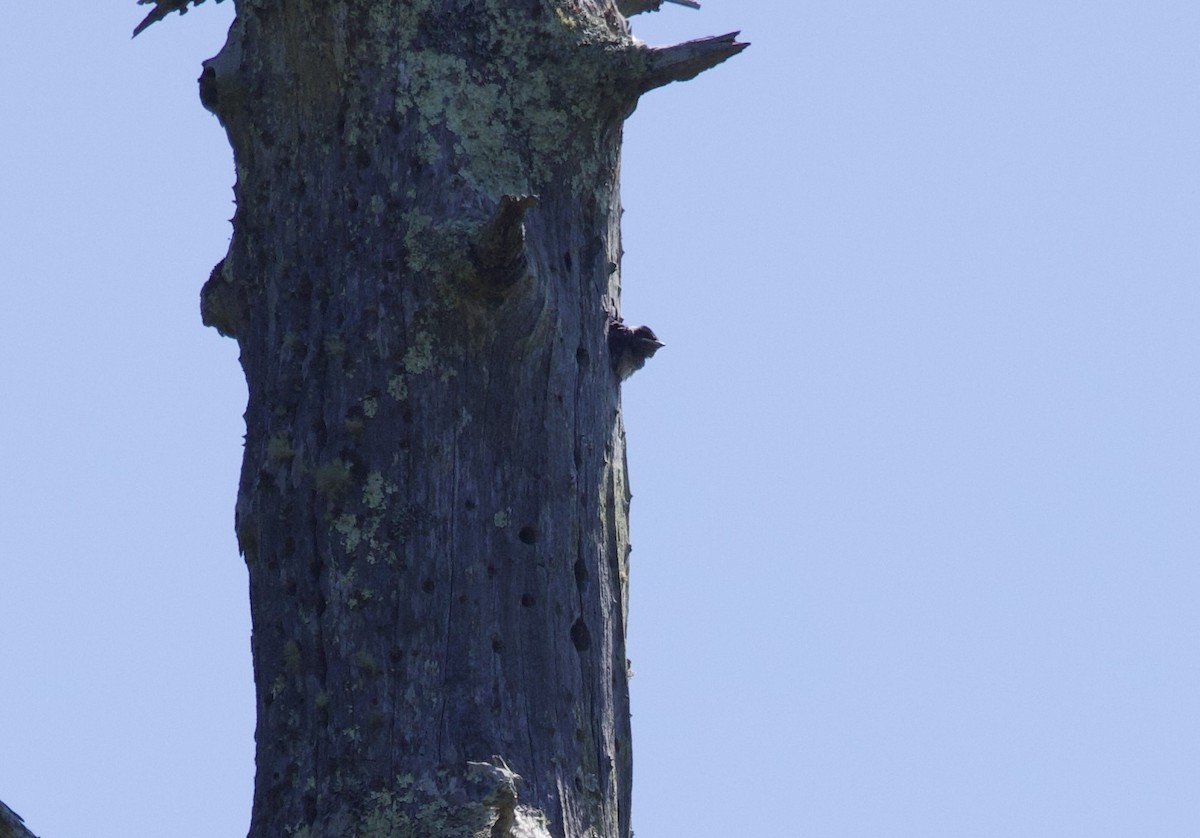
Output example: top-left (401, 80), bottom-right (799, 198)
top-left (2, 2), bottom-right (1197, 836)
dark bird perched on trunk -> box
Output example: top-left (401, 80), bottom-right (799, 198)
top-left (607, 320), bottom-right (665, 381)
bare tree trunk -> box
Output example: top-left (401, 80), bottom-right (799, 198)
top-left (190, 1), bottom-right (743, 835)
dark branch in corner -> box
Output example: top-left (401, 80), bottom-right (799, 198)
top-left (132, 0), bottom-right (225, 38)
top-left (1, 798), bottom-right (40, 838)
top-left (619, 0), bottom-right (700, 17)
top-left (474, 195), bottom-right (539, 293)
top-left (640, 32), bottom-right (749, 93)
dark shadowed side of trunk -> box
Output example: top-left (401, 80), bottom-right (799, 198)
top-left (193, 1), bottom-right (743, 835)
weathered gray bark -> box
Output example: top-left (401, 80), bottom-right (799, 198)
top-left (0, 799), bottom-right (39, 838)
top-left (178, 1), bottom-right (744, 835)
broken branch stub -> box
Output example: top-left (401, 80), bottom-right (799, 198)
top-left (639, 31), bottom-right (750, 93)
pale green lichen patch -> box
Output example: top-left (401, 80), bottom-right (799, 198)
top-left (355, 650), bottom-right (379, 677)
top-left (359, 784), bottom-right (493, 838)
top-left (379, 0), bottom-right (634, 201)
top-left (347, 587), bottom-right (375, 609)
top-left (363, 471), bottom-right (390, 509)
top-left (362, 395), bottom-right (379, 418)
top-left (334, 512), bottom-right (362, 552)
top-left (401, 210), bottom-right (435, 271)
top-left (267, 433), bottom-right (295, 464)
top-left (388, 374), bottom-right (409, 400)
top-left (402, 210), bottom-right (478, 304)
top-left (283, 639), bottom-right (302, 674)
top-left (327, 479), bottom-right (404, 565)
top-left (554, 6), bottom-right (580, 29)
top-left (403, 330), bottom-right (435, 374)
top-left (313, 458), bottom-right (352, 497)
top-left (493, 508), bottom-right (512, 528)
top-left (285, 770), bottom-right (501, 837)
